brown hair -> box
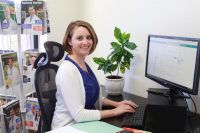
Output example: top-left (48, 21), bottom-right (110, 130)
top-left (63, 20), bottom-right (98, 54)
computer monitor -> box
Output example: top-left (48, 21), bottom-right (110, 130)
top-left (145, 35), bottom-right (200, 100)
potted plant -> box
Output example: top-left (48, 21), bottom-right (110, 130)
top-left (93, 27), bottom-right (137, 95)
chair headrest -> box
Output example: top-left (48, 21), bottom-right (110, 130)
top-left (44, 41), bottom-right (64, 62)
top-left (33, 41), bottom-right (64, 69)
top-left (33, 53), bottom-right (48, 69)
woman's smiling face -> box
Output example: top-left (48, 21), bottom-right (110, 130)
top-left (68, 26), bottom-right (93, 57)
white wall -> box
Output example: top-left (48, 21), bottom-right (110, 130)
top-left (47, 0), bottom-right (200, 113)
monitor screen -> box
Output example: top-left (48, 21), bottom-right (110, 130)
top-left (145, 35), bottom-right (200, 95)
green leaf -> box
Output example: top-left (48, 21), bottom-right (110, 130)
top-left (100, 59), bottom-right (114, 74)
top-left (110, 53), bottom-right (117, 62)
top-left (120, 65), bottom-right (125, 74)
top-left (114, 45), bottom-right (122, 53)
top-left (111, 51), bottom-right (123, 63)
top-left (125, 33), bottom-right (130, 41)
top-left (110, 64), bottom-right (118, 72)
top-left (124, 50), bottom-right (134, 58)
top-left (110, 42), bottom-right (122, 53)
top-left (114, 27), bottom-right (123, 43)
top-left (110, 53), bottom-right (119, 62)
top-left (111, 42), bottom-right (120, 48)
top-left (98, 65), bottom-right (104, 70)
top-left (93, 57), bottom-right (106, 65)
top-left (109, 44), bottom-right (122, 61)
top-left (124, 62), bottom-right (130, 69)
top-left (124, 42), bottom-right (137, 50)
top-left (121, 33), bottom-right (130, 44)
top-left (123, 56), bottom-right (131, 65)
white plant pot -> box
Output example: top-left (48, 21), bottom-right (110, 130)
top-left (105, 76), bottom-right (125, 95)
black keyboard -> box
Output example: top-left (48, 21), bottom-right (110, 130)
top-left (122, 104), bottom-right (146, 128)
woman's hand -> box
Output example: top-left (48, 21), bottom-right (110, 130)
top-left (100, 99), bottom-right (138, 118)
top-left (100, 103), bottom-right (137, 119)
top-left (112, 100), bottom-right (138, 116)
top-left (112, 103), bottom-right (136, 116)
top-left (117, 100), bottom-right (138, 109)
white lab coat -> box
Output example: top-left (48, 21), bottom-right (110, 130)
top-left (7, 66), bottom-right (20, 86)
top-left (22, 14), bottom-right (43, 35)
top-left (8, 115), bottom-right (21, 133)
top-left (1, 18), bottom-right (18, 34)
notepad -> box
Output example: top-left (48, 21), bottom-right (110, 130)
top-left (72, 121), bottom-right (122, 133)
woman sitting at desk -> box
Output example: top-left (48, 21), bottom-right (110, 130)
top-left (51, 20), bottom-right (137, 129)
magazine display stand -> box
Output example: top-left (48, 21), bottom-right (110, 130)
top-left (0, 0), bottom-right (50, 132)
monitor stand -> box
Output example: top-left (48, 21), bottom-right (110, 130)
top-left (146, 88), bottom-right (189, 104)
top-left (145, 88), bottom-right (188, 133)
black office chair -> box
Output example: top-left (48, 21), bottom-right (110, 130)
top-left (34, 41), bottom-right (64, 132)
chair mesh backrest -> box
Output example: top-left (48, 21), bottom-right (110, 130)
top-left (34, 41), bottom-right (64, 132)
top-left (35, 65), bottom-right (58, 131)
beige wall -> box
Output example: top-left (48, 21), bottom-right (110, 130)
top-left (46, 0), bottom-right (82, 43)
